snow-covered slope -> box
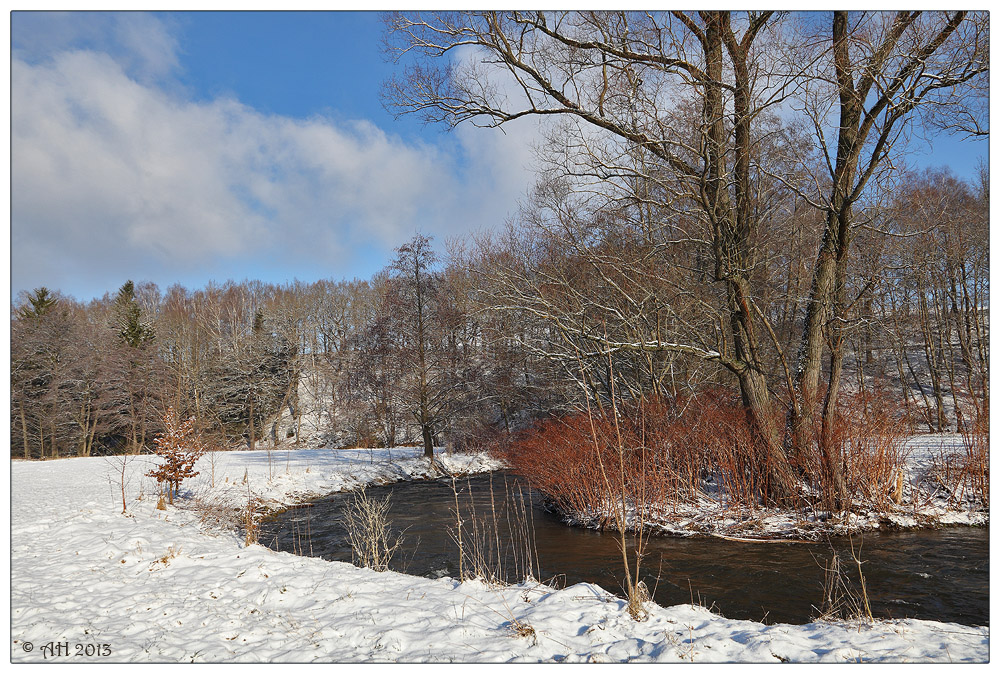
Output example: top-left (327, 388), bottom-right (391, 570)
top-left (10, 448), bottom-right (988, 663)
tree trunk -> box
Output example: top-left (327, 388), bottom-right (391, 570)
top-left (711, 14), bottom-right (796, 503)
top-left (248, 395), bottom-right (256, 451)
top-left (791, 12), bottom-right (860, 509)
top-left (422, 424), bottom-right (434, 460)
top-left (736, 365), bottom-right (796, 502)
top-left (20, 403), bottom-right (30, 460)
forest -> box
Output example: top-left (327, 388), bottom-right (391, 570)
top-left (11, 11), bottom-right (988, 514)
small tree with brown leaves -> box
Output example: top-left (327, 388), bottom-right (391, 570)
top-left (148, 407), bottom-right (207, 504)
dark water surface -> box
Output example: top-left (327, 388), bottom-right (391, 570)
top-left (258, 473), bottom-right (988, 626)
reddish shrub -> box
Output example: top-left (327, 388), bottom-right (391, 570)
top-left (503, 385), bottom-right (943, 518)
top-left (960, 418), bottom-right (989, 507)
top-left (934, 416), bottom-right (990, 508)
top-left (499, 390), bottom-right (772, 520)
top-left (822, 389), bottom-right (910, 510)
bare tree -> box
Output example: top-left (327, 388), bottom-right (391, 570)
top-left (384, 10), bottom-right (988, 504)
top-left (384, 234), bottom-right (471, 461)
top-left (785, 11), bottom-right (988, 505)
top-left (385, 11), bottom-right (806, 498)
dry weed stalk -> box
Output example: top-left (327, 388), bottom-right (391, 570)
top-left (817, 534), bottom-right (874, 624)
top-left (243, 484), bottom-right (260, 546)
top-left (344, 488), bottom-right (403, 572)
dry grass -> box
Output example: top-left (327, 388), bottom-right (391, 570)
top-left (243, 486), bottom-right (261, 547)
top-left (930, 418), bottom-right (989, 508)
top-left (448, 474), bottom-right (539, 585)
top-left (507, 617), bottom-right (537, 644)
top-left (190, 491), bottom-right (241, 531)
top-left (343, 488), bottom-right (403, 572)
top-left (815, 535), bottom-right (874, 624)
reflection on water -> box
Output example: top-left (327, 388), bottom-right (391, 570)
top-left (258, 473), bottom-right (989, 626)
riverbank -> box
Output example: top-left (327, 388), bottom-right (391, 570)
top-left (10, 446), bottom-right (988, 663)
top-left (535, 434), bottom-right (988, 541)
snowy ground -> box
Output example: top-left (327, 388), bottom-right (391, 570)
top-left (10, 445), bottom-right (989, 663)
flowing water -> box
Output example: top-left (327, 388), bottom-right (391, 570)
top-left (258, 473), bottom-right (989, 626)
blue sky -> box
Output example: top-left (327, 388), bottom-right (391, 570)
top-left (172, 12), bottom-right (418, 133)
top-left (9, 11), bottom-right (988, 302)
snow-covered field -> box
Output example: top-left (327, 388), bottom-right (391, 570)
top-left (10, 445), bottom-right (989, 663)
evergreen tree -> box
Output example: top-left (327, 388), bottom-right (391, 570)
top-left (110, 280), bottom-right (163, 453)
top-left (114, 280), bottom-right (155, 348)
top-left (18, 287), bottom-right (57, 320)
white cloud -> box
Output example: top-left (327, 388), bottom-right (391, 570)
top-left (10, 38), bottom-right (541, 298)
top-left (12, 11), bottom-right (181, 83)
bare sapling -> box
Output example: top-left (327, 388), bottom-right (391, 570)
top-left (147, 407), bottom-right (209, 505)
top-left (105, 450), bottom-right (138, 515)
top-left (344, 487), bottom-right (404, 571)
top-left (451, 476), bottom-right (465, 581)
top-left (576, 348), bottom-right (650, 621)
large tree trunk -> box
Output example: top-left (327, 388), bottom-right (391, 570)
top-left (710, 13), bottom-right (797, 503)
top-left (791, 12), bottom-right (861, 508)
top-left (729, 277), bottom-right (797, 502)
top-left (422, 424), bottom-right (434, 460)
top-left (737, 365), bottom-right (797, 501)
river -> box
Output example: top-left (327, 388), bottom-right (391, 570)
top-left (257, 473), bottom-right (988, 626)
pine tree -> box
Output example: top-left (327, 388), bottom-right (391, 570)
top-left (114, 280), bottom-right (155, 348)
top-left (147, 407), bottom-right (207, 504)
top-left (19, 287), bottom-right (57, 320)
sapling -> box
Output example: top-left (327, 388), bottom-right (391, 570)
top-left (106, 450), bottom-right (138, 515)
top-left (146, 407), bottom-right (208, 505)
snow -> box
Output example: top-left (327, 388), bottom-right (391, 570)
top-left (10, 446), bottom-right (988, 663)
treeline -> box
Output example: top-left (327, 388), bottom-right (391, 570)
top-left (11, 237), bottom-right (566, 459)
top-left (11, 166), bottom-right (987, 461)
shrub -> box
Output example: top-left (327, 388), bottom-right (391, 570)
top-left (824, 390), bottom-right (910, 511)
top-left (344, 488), bottom-right (403, 571)
top-left (960, 418), bottom-right (989, 507)
top-left (931, 417), bottom-right (989, 508)
top-left (500, 390), bottom-right (768, 519)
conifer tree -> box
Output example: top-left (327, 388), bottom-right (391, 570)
top-left (114, 280), bottom-right (155, 348)
top-left (19, 287), bottom-right (57, 319)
